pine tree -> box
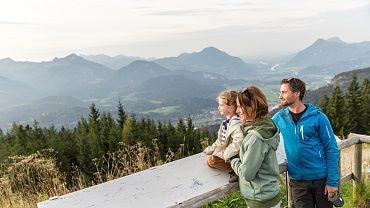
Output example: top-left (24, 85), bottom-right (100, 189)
top-left (157, 121), bottom-right (167, 156)
top-left (185, 115), bottom-right (200, 154)
top-left (328, 85), bottom-right (346, 136)
top-left (88, 103), bottom-right (100, 126)
top-left (9, 123), bottom-right (28, 155)
top-left (75, 117), bottom-right (95, 176)
top-left (319, 96), bottom-right (330, 115)
top-left (345, 74), bottom-right (362, 134)
top-left (122, 119), bottom-right (133, 144)
top-left (117, 100), bottom-right (127, 130)
top-left (360, 78), bottom-right (370, 135)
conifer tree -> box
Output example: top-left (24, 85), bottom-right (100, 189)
top-left (75, 118), bottom-right (94, 175)
top-left (166, 121), bottom-right (177, 152)
top-left (360, 78), bottom-right (370, 135)
top-left (99, 112), bottom-right (119, 152)
top-left (122, 119), bottom-right (133, 144)
top-left (328, 85), bottom-right (346, 136)
top-left (319, 95), bottom-right (330, 114)
top-left (345, 74), bottom-right (362, 134)
top-left (9, 123), bottom-right (28, 155)
top-left (88, 103), bottom-right (100, 126)
top-left (88, 103), bottom-right (102, 159)
top-left (117, 100), bottom-right (127, 130)
top-left (157, 121), bottom-right (167, 156)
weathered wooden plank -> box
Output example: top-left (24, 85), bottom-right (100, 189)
top-left (38, 146), bottom-right (287, 208)
top-left (37, 153), bottom-right (231, 208)
top-left (351, 133), bottom-right (370, 144)
top-left (169, 183), bottom-right (239, 208)
top-left (338, 133), bottom-right (370, 149)
top-left (340, 173), bottom-right (353, 184)
top-left (338, 136), bottom-right (359, 149)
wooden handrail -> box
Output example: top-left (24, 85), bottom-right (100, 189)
top-left (37, 133), bottom-right (369, 208)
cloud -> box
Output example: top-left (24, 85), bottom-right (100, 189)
top-left (0, 21), bottom-right (32, 25)
top-left (218, 1), bottom-right (256, 7)
top-left (150, 9), bottom-right (211, 16)
top-left (149, 6), bottom-right (264, 17)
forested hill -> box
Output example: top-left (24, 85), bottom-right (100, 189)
top-left (304, 67), bottom-right (370, 105)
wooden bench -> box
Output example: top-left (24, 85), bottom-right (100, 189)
top-left (37, 146), bottom-right (287, 208)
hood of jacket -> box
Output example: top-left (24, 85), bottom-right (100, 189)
top-left (242, 116), bottom-right (279, 151)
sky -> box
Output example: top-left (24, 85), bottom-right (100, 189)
top-left (0, 0), bottom-right (369, 61)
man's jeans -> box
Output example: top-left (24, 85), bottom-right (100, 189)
top-left (289, 178), bottom-right (333, 208)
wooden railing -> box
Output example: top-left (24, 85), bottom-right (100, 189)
top-left (37, 133), bottom-right (369, 208)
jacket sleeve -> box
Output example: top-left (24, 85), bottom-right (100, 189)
top-left (318, 112), bottom-right (339, 187)
top-left (203, 137), bottom-right (222, 154)
top-left (231, 134), bottom-right (268, 182)
top-left (203, 125), bottom-right (222, 154)
top-left (223, 124), bottom-right (244, 160)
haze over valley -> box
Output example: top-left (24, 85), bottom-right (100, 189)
top-left (0, 37), bottom-right (370, 130)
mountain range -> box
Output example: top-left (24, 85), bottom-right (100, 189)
top-left (286, 37), bottom-right (370, 76)
top-left (0, 38), bottom-right (369, 129)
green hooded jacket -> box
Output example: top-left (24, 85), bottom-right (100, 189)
top-left (231, 116), bottom-right (280, 208)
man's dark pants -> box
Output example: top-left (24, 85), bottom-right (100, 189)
top-left (289, 178), bottom-right (333, 208)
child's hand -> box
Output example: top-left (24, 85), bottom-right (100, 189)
top-left (203, 146), bottom-right (213, 155)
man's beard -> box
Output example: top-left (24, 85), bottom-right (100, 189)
top-left (280, 99), bottom-right (294, 107)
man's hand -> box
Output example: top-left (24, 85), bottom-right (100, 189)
top-left (325, 185), bottom-right (338, 198)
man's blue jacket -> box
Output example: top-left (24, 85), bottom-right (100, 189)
top-left (272, 103), bottom-right (339, 187)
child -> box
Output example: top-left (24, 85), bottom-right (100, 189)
top-left (203, 90), bottom-right (243, 183)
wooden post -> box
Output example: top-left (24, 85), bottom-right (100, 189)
top-left (353, 143), bottom-right (362, 202)
top-left (286, 173), bottom-right (294, 208)
top-left (338, 149), bottom-right (341, 192)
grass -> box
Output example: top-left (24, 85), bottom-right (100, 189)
top-left (0, 142), bottom-right (369, 208)
top-left (201, 178), bottom-right (370, 208)
top-left (0, 142), bottom-right (182, 208)
top-left (200, 175), bottom-right (288, 208)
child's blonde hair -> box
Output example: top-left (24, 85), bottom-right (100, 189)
top-left (217, 90), bottom-right (238, 107)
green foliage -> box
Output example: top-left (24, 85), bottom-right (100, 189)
top-left (200, 177), bottom-right (288, 208)
top-left (0, 101), bottom-right (209, 187)
top-left (200, 191), bottom-right (247, 208)
top-left (116, 100), bottom-right (127, 130)
top-left (321, 74), bottom-right (370, 137)
top-left (339, 180), bottom-right (370, 208)
top-left (360, 78), bottom-right (370, 135)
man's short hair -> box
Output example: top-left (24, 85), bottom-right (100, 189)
top-left (281, 78), bottom-right (306, 100)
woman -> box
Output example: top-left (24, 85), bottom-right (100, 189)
top-left (230, 86), bottom-right (281, 208)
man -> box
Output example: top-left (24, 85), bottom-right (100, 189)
top-left (272, 78), bottom-right (339, 208)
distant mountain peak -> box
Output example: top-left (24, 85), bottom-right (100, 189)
top-left (64, 53), bottom-right (81, 60)
top-left (126, 60), bottom-right (163, 68)
top-left (201, 46), bottom-right (221, 52)
top-left (326, 37), bottom-right (344, 43)
top-left (199, 47), bottom-right (228, 56)
top-left (287, 36), bottom-right (370, 68)
top-left (0, 57), bottom-right (15, 64)
top-left (313, 37), bottom-right (345, 46)
top-left (52, 54), bottom-right (89, 64)
top-left (118, 60), bottom-right (169, 73)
